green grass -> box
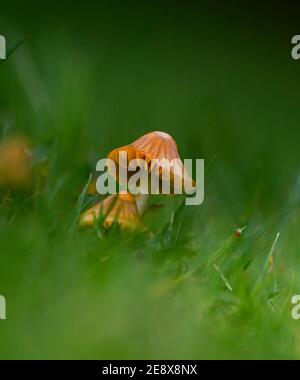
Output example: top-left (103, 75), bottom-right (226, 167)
top-left (0, 2), bottom-right (300, 359)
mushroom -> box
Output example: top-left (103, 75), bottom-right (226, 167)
top-left (79, 191), bottom-right (142, 230)
top-left (80, 131), bottom-right (195, 231)
top-left (0, 137), bottom-right (31, 188)
top-left (107, 131), bottom-right (195, 214)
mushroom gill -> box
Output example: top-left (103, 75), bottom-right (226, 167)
top-left (79, 191), bottom-right (142, 230)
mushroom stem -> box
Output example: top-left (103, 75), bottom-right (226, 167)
top-left (134, 193), bottom-right (149, 216)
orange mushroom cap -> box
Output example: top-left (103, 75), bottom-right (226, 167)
top-left (107, 131), bottom-right (195, 194)
top-left (0, 137), bottom-right (31, 187)
top-left (108, 131), bottom-right (178, 164)
top-left (79, 191), bottom-right (142, 230)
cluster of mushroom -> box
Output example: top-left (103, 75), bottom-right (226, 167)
top-left (79, 131), bottom-right (194, 230)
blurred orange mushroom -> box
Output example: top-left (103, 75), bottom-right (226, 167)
top-left (0, 137), bottom-right (31, 188)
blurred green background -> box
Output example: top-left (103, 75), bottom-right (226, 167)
top-left (0, 1), bottom-right (300, 359)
